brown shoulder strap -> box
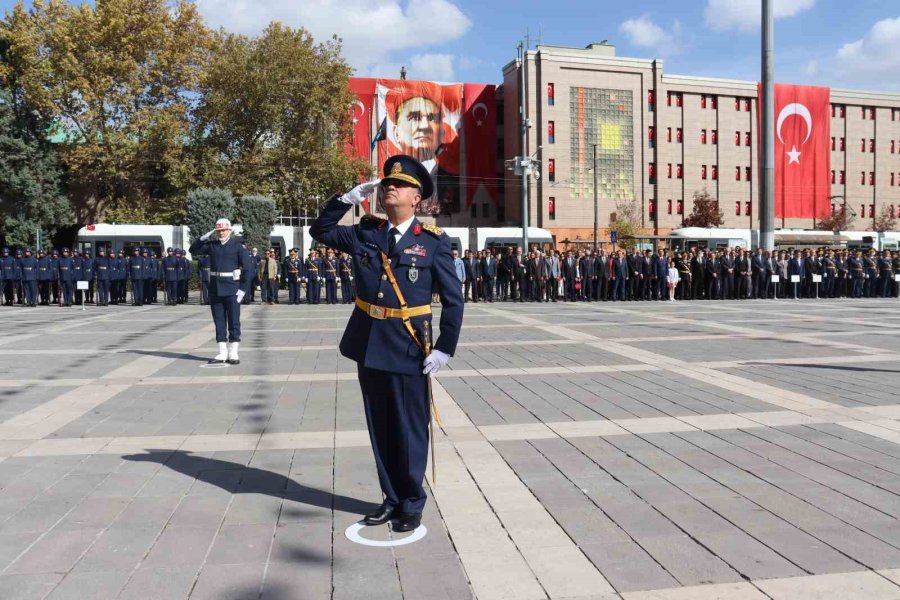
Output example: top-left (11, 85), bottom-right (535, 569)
top-left (380, 252), bottom-right (425, 352)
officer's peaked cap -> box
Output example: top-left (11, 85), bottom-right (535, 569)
top-left (382, 154), bottom-right (433, 199)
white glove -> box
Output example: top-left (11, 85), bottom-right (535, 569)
top-left (339, 179), bottom-right (381, 205)
top-left (236, 290), bottom-right (245, 303)
top-left (423, 349), bottom-right (450, 375)
top-left (200, 229), bottom-right (216, 241)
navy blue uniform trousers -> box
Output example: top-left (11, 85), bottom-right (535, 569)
top-left (210, 294), bottom-right (241, 343)
top-left (358, 365), bottom-right (430, 513)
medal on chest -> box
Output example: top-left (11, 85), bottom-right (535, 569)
top-left (409, 256), bottom-right (419, 283)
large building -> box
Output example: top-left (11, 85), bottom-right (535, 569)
top-left (502, 42), bottom-right (900, 246)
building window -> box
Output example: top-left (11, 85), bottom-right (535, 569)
top-left (548, 121), bottom-right (555, 144)
top-left (735, 166), bottom-right (741, 181)
top-left (667, 92), bottom-right (672, 106)
top-left (676, 199), bottom-right (684, 214)
top-left (831, 137), bottom-right (835, 151)
top-left (667, 199), bottom-right (673, 214)
top-left (735, 201), bottom-right (741, 215)
top-left (548, 196), bottom-right (555, 220)
top-left (667, 163), bottom-right (672, 178)
top-left (831, 170), bottom-right (836, 184)
top-left (869, 171), bottom-right (875, 185)
top-left (839, 137), bottom-right (845, 151)
top-left (831, 203), bottom-right (836, 215)
top-left (745, 132), bottom-right (752, 146)
top-left (892, 140), bottom-right (896, 154)
top-left (676, 128), bottom-right (683, 143)
top-left (548, 159), bottom-right (555, 182)
top-left (745, 201), bottom-right (751, 216)
top-left (861, 171), bottom-right (866, 185)
top-left (648, 163), bottom-right (656, 183)
top-left (735, 131), bottom-right (741, 146)
top-left (831, 104), bottom-right (836, 118)
top-left (700, 95), bottom-right (707, 109)
top-left (675, 92), bottom-right (683, 107)
top-left (839, 170), bottom-right (845, 184)
top-left (861, 107), bottom-right (867, 120)
top-left (744, 98), bottom-right (751, 111)
top-left (648, 126), bottom-right (655, 148)
top-left (861, 138), bottom-right (866, 153)
top-left (839, 105), bottom-right (845, 118)
top-left (735, 97), bottom-right (741, 110)
top-left (711, 165), bottom-right (718, 180)
top-left (893, 173), bottom-right (896, 187)
top-left (666, 127), bottom-right (672, 142)
top-left (861, 204), bottom-right (866, 217)
top-left (648, 199), bottom-right (656, 217)
top-left (701, 165), bottom-right (707, 180)
top-left (870, 139), bottom-right (875, 153)
top-left (701, 129), bottom-right (707, 144)
top-left (710, 96), bottom-right (717, 110)
top-left (647, 90), bottom-right (654, 111)
top-left (745, 166), bottom-right (751, 181)
top-left (711, 129), bottom-right (718, 145)
top-left (676, 164), bottom-right (683, 179)
top-left (547, 83), bottom-right (555, 106)
top-left (869, 108), bottom-right (875, 120)
top-left (869, 204), bottom-right (875, 217)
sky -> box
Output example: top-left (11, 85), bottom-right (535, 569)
top-left (2, 0), bottom-right (899, 90)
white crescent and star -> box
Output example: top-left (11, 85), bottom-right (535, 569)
top-left (776, 102), bottom-right (813, 165)
top-left (471, 102), bottom-right (488, 127)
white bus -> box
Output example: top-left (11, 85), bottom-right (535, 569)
top-left (668, 227), bottom-right (900, 251)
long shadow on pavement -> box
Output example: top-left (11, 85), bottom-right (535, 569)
top-left (122, 449), bottom-right (376, 516)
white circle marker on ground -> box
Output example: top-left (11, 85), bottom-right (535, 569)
top-left (344, 521), bottom-right (428, 547)
top-left (199, 363), bottom-right (230, 369)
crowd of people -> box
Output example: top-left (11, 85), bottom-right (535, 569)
top-left (455, 246), bottom-right (900, 302)
top-left (5, 243), bottom-right (899, 308)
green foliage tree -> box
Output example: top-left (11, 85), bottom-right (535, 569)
top-left (683, 189), bottom-right (724, 228)
top-left (0, 0), bottom-right (211, 222)
top-left (0, 87), bottom-right (71, 247)
top-left (610, 198), bottom-right (642, 250)
top-left (193, 22), bottom-right (368, 215)
top-left (185, 188), bottom-right (234, 243)
top-left (237, 195), bottom-right (278, 252)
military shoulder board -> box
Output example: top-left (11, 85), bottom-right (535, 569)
top-left (422, 224), bottom-right (444, 237)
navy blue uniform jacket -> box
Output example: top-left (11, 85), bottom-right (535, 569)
top-left (188, 237), bottom-right (253, 297)
top-left (310, 196), bottom-right (464, 376)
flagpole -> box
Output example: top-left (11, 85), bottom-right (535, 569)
top-left (760, 0), bottom-right (775, 251)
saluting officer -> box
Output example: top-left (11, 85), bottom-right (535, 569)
top-left (310, 154), bottom-right (463, 532)
top-left (163, 248), bottom-right (179, 305)
top-left (95, 249), bottom-right (111, 306)
top-left (189, 219), bottom-right (253, 364)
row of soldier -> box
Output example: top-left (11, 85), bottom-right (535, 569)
top-left (456, 246), bottom-right (900, 302)
top-left (0, 246), bottom-right (198, 307)
top-left (252, 247), bottom-right (355, 305)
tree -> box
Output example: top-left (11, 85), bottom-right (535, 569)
top-left (816, 206), bottom-right (856, 232)
top-left (0, 87), bottom-right (71, 247)
top-left (874, 204), bottom-right (897, 233)
top-left (237, 195), bottom-right (278, 252)
top-left (193, 23), bottom-right (368, 216)
top-left (1, 0), bottom-right (212, 222)
top-left (683, 189), bottom-right (724, 228)
top-left (610, 197), bottom-right (642, 250)
top-left (185, 188), bottom-right (234, 243)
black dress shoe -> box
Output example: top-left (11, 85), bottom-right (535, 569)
top-left (393, 512), bottom-right (422, 532)
top-left (226, 358), bottom-right (240, 365)
top-left (363, 503), bottom-right (396, 526)
top-left (208, 358), bottom-right (227, 364)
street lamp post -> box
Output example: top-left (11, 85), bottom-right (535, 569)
top-left (593, 144), bottom-right (598, 251)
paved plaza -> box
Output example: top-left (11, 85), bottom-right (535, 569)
top-left (3, 299), bottom-right (900, 599)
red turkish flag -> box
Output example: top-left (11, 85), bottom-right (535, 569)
top-left (463, 83), bottom-right (497, 207)
top-left (760, 83), bottom-right (831, 219)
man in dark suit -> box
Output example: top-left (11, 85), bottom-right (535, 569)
top-left (706, 250), bottom-right (721, 300)
top-left (788, 250), bottom-right (806, 299)
top-left (653, 249), bottom-right (668, 300)
top-left (612, 250), bottom-right (629, 301)
top-left (464, 250), bottom-right (480, 302)
top-left (561, 250), bottom-right (578, 301)
top-left (691, 250), bottom-right (706, 300)
top-left (720, 250), bottom-right (735, 300)
top-left (580, 250), bottom-right (595, 301)
top-left (596, 250), bottom-right (611, 301)
top-left (640, 250), bottom-right (653, 300)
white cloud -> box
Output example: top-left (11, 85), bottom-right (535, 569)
top-left (195, 0), bottom-right (472, 76)
top-left (619, 15), bottom-right (684, 55)
top-left (408, 53), bottom-right (455, 81)
top-left (802, 59), bottom-right (819, 78)
top-left (704, 0), bottom-right (815, 33)
top-left (835, 18), bottom-right (900, 87)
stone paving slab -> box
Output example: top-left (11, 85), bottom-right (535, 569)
top-left (2, 300), bottom-right (900, 598)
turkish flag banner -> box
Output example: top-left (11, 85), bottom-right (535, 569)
top-left (463, 83), bottom-right (498, 207)
top-left (759, 83), bottom-right (831, 219)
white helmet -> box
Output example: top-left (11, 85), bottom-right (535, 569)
top-left (215, 218), bottom-right (232, 230)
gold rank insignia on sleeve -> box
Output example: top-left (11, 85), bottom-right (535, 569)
top-left (421, 224), bottom-right (444, 237)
